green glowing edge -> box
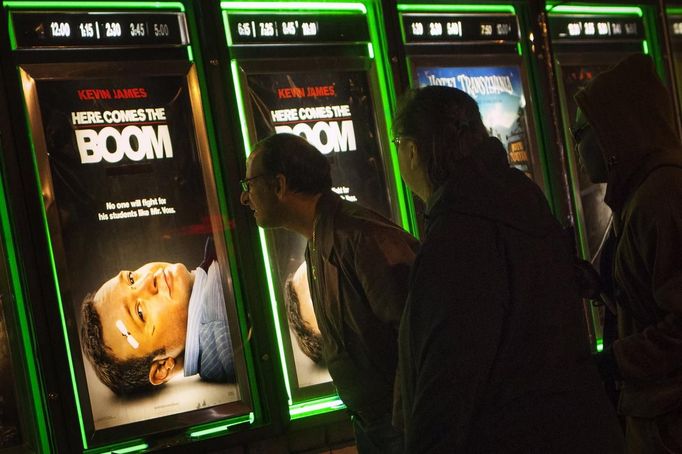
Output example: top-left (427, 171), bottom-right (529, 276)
top-left (397, 3), bottom-right (514, 14)
top-left (221, 1), bottom-right (365, 13)
top-left (18, 77), bottom-right (88, 449)
top-left (188, 412), bottom-right (254, 439)
top-left (546, 4), bottom-right (642, 17)
top-left (87, 440), bottom-right (148, 454)
top-left (228, 52), bottom-right (294, 405)
top-left (3, 0), bottom-right (184, 10)
top-left (5, 1), bottom-right (200, 450)
top-left (0, 153), bottom-right (51, 452)
top-left (366, 2), bottom-right (411, 231)
top-left (667, 8), bottom-right (682, 15)
top-left (289, 397), bottom-right (345, 420)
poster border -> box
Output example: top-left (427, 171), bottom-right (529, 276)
top-left (19, 60), bottom-right (253, 447)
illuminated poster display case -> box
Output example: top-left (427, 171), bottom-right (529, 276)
top-left (3, 2), bottom-right (257, 451)
top-left (397, 4), bottom-right (547, 193)
top-left (547, 3), bottom-right (652, 351)
top-left (222, 1), bottom-right (413, 420)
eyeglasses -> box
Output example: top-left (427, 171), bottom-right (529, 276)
top-left (570, 122), bottom-right (591, 145)
top-left (240, 174), bottom-right (267, 192)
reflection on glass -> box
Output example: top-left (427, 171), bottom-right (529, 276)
top-left (246, 70), bottom-right (391, 393)
top-left (415, 65), bottom-right (536, 180)
top-left (561, 64), bottom-right (613, 260)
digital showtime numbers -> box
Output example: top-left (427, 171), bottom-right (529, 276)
top-left (411, 20), bottom-right (462, 37)
top-left (551, 16), bottom-right (643, 41)
top-left (673, 21), bottom-right (682, 36)
top-left (50, 21), bottom-right (71, 37)
top-left (565, 20), bottom-right (638, 37)
top-left (402, 14), bottom-right (517, 44)
top-left (235, 19), bottom-right (318, 38)
top-left (12, 12), bottom-right (187, 48)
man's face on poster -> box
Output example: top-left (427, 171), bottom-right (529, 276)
top-left (94, 262), bottom-right (194, 361)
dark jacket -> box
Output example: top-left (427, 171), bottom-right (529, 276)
top-left (576, 53), bottom-right (682, 453)
top-left (400, 137), bottom-right (624, 453)
top-left (305, 192), bottom-right (419, 420)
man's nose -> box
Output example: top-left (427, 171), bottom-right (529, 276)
top-left (139, 271), bottom-right (159, 294)
top-left (240, 191), bottom-right (250, 206)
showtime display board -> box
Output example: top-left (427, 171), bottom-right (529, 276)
top-left (19, 61), bottom-right (251, 444)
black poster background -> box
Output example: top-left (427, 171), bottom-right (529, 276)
top-left (0, 296), bottom-right (21, 448)
top-left (561, 64), bottom-right (612, 260)
top-left (246, 70), bottom-right (392, 389)
top-left (33, 73), bottom-right (240, 429)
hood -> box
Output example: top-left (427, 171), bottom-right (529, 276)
top-left (425, 136), bottom-right (557, 237)
top-left (574, 54), bottom-right (682, 213)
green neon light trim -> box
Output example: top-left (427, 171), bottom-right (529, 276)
top-left (642, 40), bottom-right (649, 55)
top-left (229, 60), bottom-right (254, 161)
top-left (226, 57), bottom-right (296, 402)
top-left (367, 42), bottom-right (374, 59)
top-left (38, 176), bottom-right (88, 449)
top-left (257, 227), bottom-right (293, 403)
top-left (18, 76), bottom-right (89, 449)
top-left (7, 11), bottom-right (17, 50)
top-left (516, 42), bottom-right (522, 56)
top-left (667, 8), bottom-right (682, 15)
top-left (221, 1), bottom-right (365, 13)
top-left (223, 11), bottom-right (234, 47)
top-left (189, 413), bottom-right (254, 438)
top-left (596, 339), bottom-right (604, 352)
top-left (107, 443), bottom-right (148, 454)
top-left (3, 1), bottom-right (184, 10)
top-left (0, 170), bottom-right (50, 451)
top-left (546, 4), bottom-right (642, 17)
top-left (186, 45), bottom-right (193, 62)
top-left (290, 397), bottom-right (345, 419)
top-left (397, 3), bottom-right (514, 14)
top-left (366, 2), bottom-right (410, 231)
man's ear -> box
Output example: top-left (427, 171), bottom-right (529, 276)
top-left (408, 141), bottom-right (421, 171)
top-left (274, 173), bottom-right (287, 200)
top-left (148, 356), bottom-right (176, 386)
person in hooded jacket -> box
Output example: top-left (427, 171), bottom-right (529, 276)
top-left (574, 53), bottom-right (682, 453)
top-left (394, 85), bottom-right (624, 453)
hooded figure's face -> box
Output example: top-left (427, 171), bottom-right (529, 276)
top-left (574, 109), bottom-right (609, 183)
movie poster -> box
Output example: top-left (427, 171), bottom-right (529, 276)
top-left (26, 67), bottom-right (243, 430)
top-left (562, 64), bottom-right (612, 260)
top-left (415, 66), bottom-right (535, 179)
top-left (246, 70), bottom-right (392, 392)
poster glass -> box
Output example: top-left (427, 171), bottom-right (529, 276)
top-left (415, 65), bottom-right (536, 180)
top-left (21, 62), bottom-right (249, 436)
top-left (560, 63), bottom-right (613, 260)
top-left (245, 68), bottom-right (392, 397)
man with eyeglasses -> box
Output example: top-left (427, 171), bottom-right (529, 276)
top-left (574, 53), bottom-right (682, 453)
top-left (240, 133), bottom-right (418, 453)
